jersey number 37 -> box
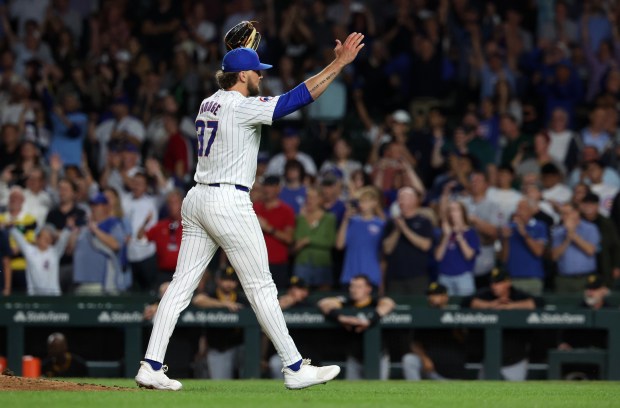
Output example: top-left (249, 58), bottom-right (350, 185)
top-left (196, 120), bottom-right (218, 157)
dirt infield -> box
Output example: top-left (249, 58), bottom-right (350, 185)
top-left (0, 373), bottom-right (135, 391)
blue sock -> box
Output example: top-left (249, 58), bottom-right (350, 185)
top-left (145, 359), bottom-right (162, 371)
top-left (287, 359), bottom-right (302, 372)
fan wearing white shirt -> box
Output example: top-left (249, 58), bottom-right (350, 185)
top-left (541, 163), bottom-right (572, 206)
top-left (22, 167), bottom-right (53, 228)
top-left (568, 146), bottom-right (620, 188)
top-left (265, 128), bottom-right (317, 177)
top-left (586, 160), bottom-right (619, 217)
top-left (486, 165), bottom-right (522, 226)
top-left (548, 108), bottom-right (580, 172)
top-left (9, 223), bottom-right (72, 296)
top-left (122, 171), bottom-right (158, 292)
top-left (94, 96), bottom-right (146, 173)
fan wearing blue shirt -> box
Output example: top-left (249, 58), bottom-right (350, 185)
top-left (46, 92), bottom-right (88, 166)
top-left (500, 200), bottom-right (548, 296)
top-left (435, 201), bottom-right (480, 296)
top-left (279, 159), bottom-right (307, 215)
top-left (337, 187), bottom-right (385, 288)
top-left (552, 202), bottom-right (600, 293)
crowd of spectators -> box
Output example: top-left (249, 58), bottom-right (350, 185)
top-left (2, 0), bottom-right (620, 298)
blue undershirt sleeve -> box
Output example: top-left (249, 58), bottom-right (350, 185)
top-left (272, 83), bottom-right (314, 120)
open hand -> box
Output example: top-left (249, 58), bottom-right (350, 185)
top-left (334, 32), bottom-right (365, 66)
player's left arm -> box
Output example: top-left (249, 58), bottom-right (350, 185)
top-left (270, 32), bottom-right (365, 121)
top-left (304, 32), bottom-right (364, 100)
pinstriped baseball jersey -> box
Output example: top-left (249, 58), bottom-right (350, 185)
top-left (194, 90), bottom-right (281, 188)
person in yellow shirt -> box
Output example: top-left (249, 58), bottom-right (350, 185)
top-left (0, 186), bottom-right (37, 295)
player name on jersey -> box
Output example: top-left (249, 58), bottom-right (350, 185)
top-left (198, 100), bottom-right (221, 116)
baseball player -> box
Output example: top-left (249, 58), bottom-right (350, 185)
top-left (135, 32), bottom-right (365, 390)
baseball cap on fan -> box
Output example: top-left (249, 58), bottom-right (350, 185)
top-left (392, 110), bottom-right (411, 124)
top-left (222, 48), bottom-right (272, 73)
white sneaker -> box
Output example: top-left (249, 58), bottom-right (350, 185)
top-left (282, 359), bottom-right (341, 390)
top-left (135, 361), bottom-right (183, 391)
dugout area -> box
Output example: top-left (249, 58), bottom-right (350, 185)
top-left (1, 293), bottom-right (619, 380)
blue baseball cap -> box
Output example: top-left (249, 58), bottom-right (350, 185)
top-left (222, 47), bottom-right (272, 73)
top-left (89, 192), bottom-right (109, 206)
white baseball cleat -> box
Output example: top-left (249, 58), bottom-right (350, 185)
top-left (135, 361), bottom-right (183, 391)
top-left (282, 359), bottom-right (341, 390)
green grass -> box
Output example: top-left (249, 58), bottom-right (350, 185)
top-left (2, 379), bottom-right (620, 408)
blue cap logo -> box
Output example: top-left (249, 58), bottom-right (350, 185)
top-left (222, 48), bottom-right (273, 73)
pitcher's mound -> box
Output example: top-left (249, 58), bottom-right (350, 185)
top-left (0, 373), bottom-right (134, 391)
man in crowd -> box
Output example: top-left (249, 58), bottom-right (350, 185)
top-left (318, 275), bottom-right (395, 380)
top-left (402, 283), bottom-right (468, 380)
top-left (192, 266), bottom-right (247, 379)
top-left (586, 159), bottom-right (619, 217)
top-left (552, 203), bottom-right (600, 292)
top-left (253, 175), bottom-right (295, 290)
top-left (268, 276), bottom-right (313, 379)
top-left (487, 165), bottom-right (522, 227)
top-left (500, 199), bottom-right (548, 295)
top-left (541, 163), bottom-right (572, 206)
top-left (382, 187), bottom-right (433, 294)
top-left (265, 128), bottom-right (317, 178)
top-left (0, 186), bottom-right (37, 294)
top-left (22, 167), bottom-right (53, 228)
top-left (556, 275), bottom-right (613, 379)
top-left (137, 189), bottom-right (184, 285)
top-left (41, 332), bottom-right (88, 378)
top-left (460, 170), bottom-right (502, 288)
top-left (123, 170), bottom-right (159, 292)
top-left (45, 178), bottom-right (87, 292)
top-left (464, 268), bottom-right (544, 381)
top-left (578, 192), bottom-right (620, 288)
top-left (73, 193), bottom-right (125, 294)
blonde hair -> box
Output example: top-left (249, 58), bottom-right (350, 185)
top-left (357, 186), bottom-right (384, 218)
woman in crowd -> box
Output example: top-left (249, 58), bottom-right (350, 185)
top-left (434, 200), bottom-right (480, 296)
top-left (336, 186), bottom-right (385, 289)
top-left (293, 187), bottom-right (337, 290)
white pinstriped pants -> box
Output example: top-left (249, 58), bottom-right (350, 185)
top-left (145, 184), bottom-right (302, 366)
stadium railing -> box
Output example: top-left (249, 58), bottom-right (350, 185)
top-left (0, 295), bottom-right (619, 380)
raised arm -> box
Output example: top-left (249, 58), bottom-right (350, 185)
top-left (54, 229), bottom-right (72, 256)
top-left (1, 255), bottom-right (10, 296)
top-left (402, 162), bottom-right (426, 196)
top-left (9, 227), bottom-right (34, 259)
top-left (335, 212), bottom-right (351, 250)
top-left (304, 33), bottom-right (365, 100)
top-left (271, 33), bottom-right (365, 121)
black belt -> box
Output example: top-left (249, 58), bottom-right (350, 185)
top-left (207, 183), bottom-right (249, 192)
